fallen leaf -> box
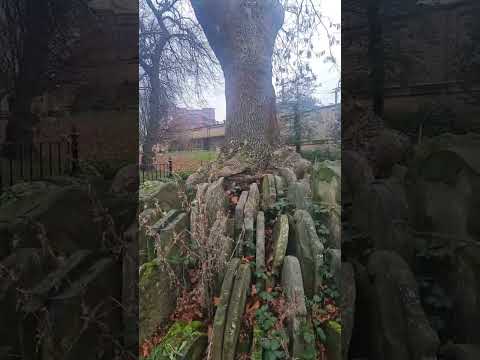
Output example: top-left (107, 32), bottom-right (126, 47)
top-left (246, 300), bottom-right (261, 313)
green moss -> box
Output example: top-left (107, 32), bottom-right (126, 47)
top-left (323, 320), bottom-right (342, 360)
top-left (145, 321), bottom-right (207, 360)
top-left (251, 326), bottom-right (263, 360)
top-left (139, 260), bottom-right (159, 289)
top-left (327, 320), bottom-right (341, 334)
top-left (312, 161), bottom-right (340, 182)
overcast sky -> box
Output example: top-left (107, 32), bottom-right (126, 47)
top-left (183, 0), bottom-right (341, 123)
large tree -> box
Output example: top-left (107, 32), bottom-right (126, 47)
top-left (191, 0), bottom-right (285, 165)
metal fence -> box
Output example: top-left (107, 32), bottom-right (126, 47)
top-left (140, 159), bottom-right (173, 183)
top-left (0, 127), bottom-right (79, 193)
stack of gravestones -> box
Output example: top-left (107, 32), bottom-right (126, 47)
top-left (0, 172), bottom-right (138, 359)
top-left (147, 177), bottom-right (234, 359)
top-left (209, 161), bottom-right (342, 359)
top-left (343, 147), bottom-right (442, 360)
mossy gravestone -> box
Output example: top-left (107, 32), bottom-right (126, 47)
top-left (311, 160), bottom-right (340, 205)
top-left (139, 259), bottom-right (177, 343)
top-left (324, 320), bottom-right (341, 360)
top-left (271, 214), bottom-right (289, 278)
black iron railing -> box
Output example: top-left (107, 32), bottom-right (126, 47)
top-left (140, 158), bottom-right (173, 183)
top-left (0, 126), bottom-right (79, 193)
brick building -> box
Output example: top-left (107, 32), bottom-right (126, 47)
top-left (170, 107), bottom-right (216, 130)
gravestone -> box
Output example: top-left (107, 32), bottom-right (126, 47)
top-left (212, 258), bottom-right (241, 360)
top-left (261, 174), bottom-right (277, 209)
top-left (281, 256), bottom-right (317, 359)
top-left (223, 263), bottom-right (252, 360)
top-left (293, 210), bottom-right (324, 297)
top-left (271, 215), bottom-right (289, 277)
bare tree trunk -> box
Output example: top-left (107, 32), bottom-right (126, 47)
top-left (142, 69), bottom-right (162, 169)
top-left (368, 0), bottom-right (384, 119)
top-left (4, 91), bottom-right (36, 159)
top-left (293, 102), bottom-right (301, 153)
top-left (192, 0), bottom-right (284, 165)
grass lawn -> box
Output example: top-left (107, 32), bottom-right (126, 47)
top-left (164, 150), bottom-right (218, 162)
top-left (156, 151), bottom-right (218, 174)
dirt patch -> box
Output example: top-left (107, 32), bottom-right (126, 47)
top-left (156, 151), bottom-right (218, 173)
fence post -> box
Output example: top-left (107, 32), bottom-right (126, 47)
top-left (168, 157), bottom-right (173, 177)
top-left (70, 125), bottom-right (79, 175)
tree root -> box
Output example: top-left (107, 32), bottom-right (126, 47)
top-left (186, 146), bottom-right (312, 190)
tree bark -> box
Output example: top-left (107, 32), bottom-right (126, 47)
top-left (142, 68), bottom-right (163, 169)
top-left (191, 0), bottom-right (284, 164)
top-left (368, 0), bottom-right (385, 119)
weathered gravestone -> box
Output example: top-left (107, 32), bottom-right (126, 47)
top-left (139, 180), bottom-right (180, 211)
top-left (256, 212), bottom-right (266, 289)
top-left (244, 183), bottom-right (260, 219)
top-left (261, 174), bottom-right (277, 209)
top-left (0, 248), bottom-right (51, 359)
top-left (293, 210), bottom-right (324, 297)
top-left (0, 181), bottom-right (104, 254)
top-left (367, 250), bottom-right (440, 360)
top-left (41, 257), bottom-right (122, 360)
top-left (204, 177), bottom-right (228, 227)
top-left (281, 256), bottom-right (317, 359)
top-left (139, 259), bottom-right (178, 343)
top-left (274, 175), bottom-right (285, 197)
top-left (212, 258), bottom-right (241, 359)
top-left (234, 190), bottom-right (249, 241)
top-left (207, 211), bottom-right (234, 291)
top-left (448, 245), bottom-right (480, 344)
top-left (271, 214), bottom-right (289, 278)
top-left (152, 212), bottom-right (188, 259)
top-left (277, 167), bottom-right (297, 186)
top-left (223, 263), bottom-right (251, 360)
top-left (139, 208), bottom-right (170, 264)
top-left (110, 164), bottom-right (139, 194)
top-left (353, 179), bottom-right (414, 265)
top-left (287, 181), bottom-right (310, 210)
top-left (311, 160), bottom-right (340, 205)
